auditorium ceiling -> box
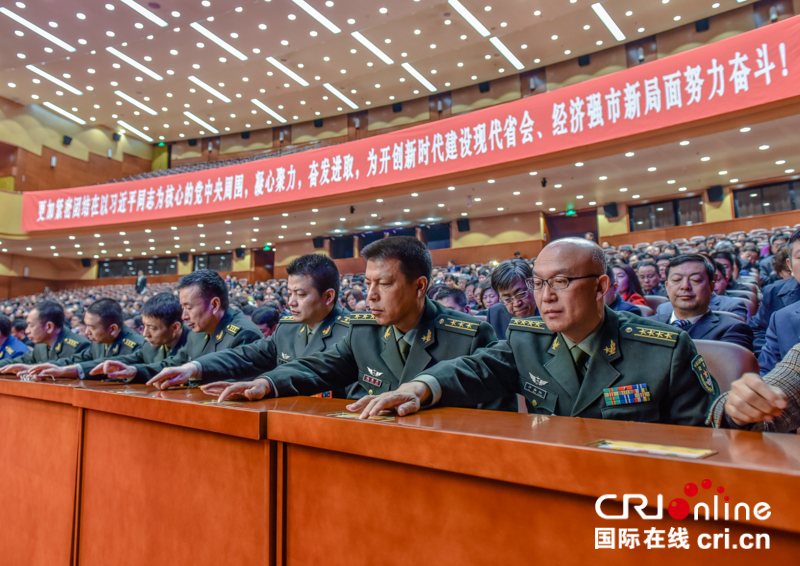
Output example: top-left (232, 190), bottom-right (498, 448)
top-left (0, 0), bottom-right (756, 143)
top-left (6, 112), bottom-right (798, 260)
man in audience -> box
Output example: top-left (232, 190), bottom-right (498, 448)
top-left (749, 229), bottom-right (800, 354)
top-left (485, 259), bottom-right (538, 340)
top-left (86, 270), bottom-right (262, 385)
top-left (446, 260), bottom-right (460, 273)
top-left (433, 287), bottom-right (470, 314)
top-left (762, 244), bottom-right (791, 287)
top-left (10, 319), bottom-right (32, 348)
top-left (199, 237), bottom-right (501, 408)
top-left (651, 255), bottom-right (753, 350)
top-left (637, 261), bottom-right (667, 297)
top-left (603, 266), bottom-right (642, 315)
top-left (757, 298), bottom-right (800, 376)
top-left (135, 270), bottom-right (147, 294)
top-left (740, 244), bottom-right (761, 274)
top-left (0, 315), bottom-right (31, 361)
top-left (654, 261), bottom-right (749, 321)
top-left (349, 238), bottom-right (717, 425)
top-left (124, 314), bottom-right (144, 335)
top-left (656, 256), bottom-right (671, 282)
top-left (145, 255), bottom-right (350, 390)
top-left (759, 232), bottom-right (788, 282)
top-left (252, 304), bottom-right (281, 338)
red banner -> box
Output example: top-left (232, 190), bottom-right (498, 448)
top-left (22, 16), bottom-right (800, 232)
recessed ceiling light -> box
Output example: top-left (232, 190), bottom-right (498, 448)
top-left (0, 7), bottom-right (76, 51)
top-left (42, 102), bottom-right (86, 125)
top-left (190, 22), bottom-right (248, 60)
top-left (189, 76), bottom-right (231, 102)
top-left (118, 0), bottom-right (168, 26)
top-left (183, 111), bottom-right (218, 134)
top-left (619, 188), bottom-right (628, 192)
top-left (759, 145), bottom-right (769, 150)
top-left (701, 156), bottom-right (710, 161)
top-left (26, 65), bottom-right (82, 95)
top-left (625, 152), bottom-right (634, 157)
top-left (647, 167), bottom-right (656, 172)
top-left (351, 31), bottom-right (394, 65)
top-left (447, 0), bottom-right (490, 36)
top-left (115, 90), bottom-right (158, 115)
top-left (591, 3), bottom-right (626, 41)
top-left (599, 176), bottom-right (607, 180)
top-left (291, 0), bottom-right (341, 33)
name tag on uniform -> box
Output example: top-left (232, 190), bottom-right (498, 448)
top-left (524, 382), bottom-right (547, 399)
top-left (603, 384), bottom-right (650, 406)
top-left (363, 375), bottom-right (383, 387)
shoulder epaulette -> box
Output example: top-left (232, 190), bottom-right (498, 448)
top-left (4, 346), bottom-right (13, 355)
top-left (348, 313), bottom-right (378, 324)
top-left (226, 323), bottom-right (241, 335)
top-left (335, 314), bottom-right (351, 326)
top-left (64, 337), bottom-right (80, 348)
top-left (122, 338), bottom-right (138, 349)
top-left (279, 315), bottom-right (298, 323)
top-left (435, 316), bottom-right (479, 336)
top-left (622, 324), bottom-right (679, 347)
top-left (508, 317), bottom-right (553, 334)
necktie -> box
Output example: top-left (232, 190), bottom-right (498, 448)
top-left (672, 319), bottom-right (692, 330)
top-left (398, 336), bottom-right (410, 363)
top-left (571, 345), bottom-right (590, 382)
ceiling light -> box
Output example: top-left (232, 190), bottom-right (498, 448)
top-left (116, 120), bottom-right (153, 142)
top-left (447, 0), bottom-right (490, 36)
top-left (548, 208), bottom-right (556, 212)
top-left (591, 3), bottom-right (626, 41)
top-left (786, 169), bottom-right (796, 174)
top-left (42, 102), bottom-right (86, 125)
top-left (719, 170), bottom-right (727, 175)
top-left (575, 162), bottom-right (584, 167)
top-left (647, 167), bottom-right (656, 172)
top-left (184, 111), bottom-right (218, 133)
top-left (351, 31), bottom-right (393, 65)
top-left (599, 176), bottom-right (607, 180)
top-left (26, 65), bottom-right (82, 95)
top-left (115, 91), bottom-right (158, 115)
top-left (190, 22), bottom-right (248, 60)
top-left (0, 7), bottom-right (75, 51)
top-left (118, 0), bottom-right (168, 26)
top-left (402, 62), bottom-right (436, 92)
top-left (667, 179), bottom-right (676, 184)
top-left (759, 145), bottom-right (769, 150)
top-left (701, 156), bottom-right (710, 161)
top-left (489, 37), bottom-right (524, 70)
top-left (106, 47), bottom-right (164, 80)
top-left (251, 99), bottom-right (287, 123)
top-left (513, 191), bottom-right (520, 195)
top-left (740, 126), bottom-right (751, 132)
top-left (267, 57), bottom-right (308, 86)
top-left (619, 188), bottom-right (628, 192)
top-left (188, 76), bottom-right (231, 102)
top-left (625, 152), bottom-right (634, 157)
top-left (291, 0), bottom-right (341, 33)
top-left (323, 83), bottom-right (359, 109)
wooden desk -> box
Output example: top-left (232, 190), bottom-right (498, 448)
top-left (267, 398), bottom-right (800, 565)
top-left (0, 378), bottom-right (82, 566)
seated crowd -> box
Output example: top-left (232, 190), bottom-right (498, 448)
top-left (0, 226), bottom-right (798, 435)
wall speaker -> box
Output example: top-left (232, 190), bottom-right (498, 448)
top-left (188, 139), bottom-right (198, 147)
top-left (50, 156), bottom-right (57, 167)
top-left (456, 218), bottom-right (471, 232)
top-left (695, 18), bottom-right (710, 32)
top-left (578, 54), bottom-right (591, 67)
top-left (391, 102), bottom-right (402, 113)
top-left (708, 185), bottom-right (724, 202)
top-left (235, 248), bottom-right (246, 259)
top-left (478, 81), bottom-right (490, 93)
top-left (62, 135), bottom-right (72, 146)
top-left (313, 118), bottom-right (323, 127)
top-left (179, 252), bottom-right (189, 262)
top-left (312, 237), bottom-right (325, 249)
top-left (81, 258), bottom-right (92, 268)
top-left (241, 131), bottom-right (250, 139)
top-left (112, 133), bottom-right (121, 142)
top-left (603, 203), bottom-right (619, 218)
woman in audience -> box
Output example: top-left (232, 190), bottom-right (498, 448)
top-left (611, 262), bottom-right (648, 307)
top-left (344, 288), bottom-right (364, 311)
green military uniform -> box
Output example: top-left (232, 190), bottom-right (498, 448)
top-left (56, 325), bottom-right (146, 367)
top-left (131, 308), bottom-right (262, 383)
top-left (418, 307), bottom-right (719, 427)
top-left (0, 327), bottom-right (90, 367)
top-left (259, 299), bottom-right (497, 399)
top-left (74, 325), bottom-right (191, 380)
top-left (191, 305), bottom-right (350, 387)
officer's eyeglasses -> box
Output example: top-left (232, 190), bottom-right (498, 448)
top-left (529, 274), bottom-right (602, 291)
top-left (499, 288), bottom-right (531, 305)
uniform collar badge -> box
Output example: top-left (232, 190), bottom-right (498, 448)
top-left (322, 326), bottom-right (331, 336)
top-left (421, 329), bottom-right (432, 343)
top-left (216, 330), bottom-right (223, 341)
top-left (280, 352), bottom-right (291, 360)
top-left (529, 373), bottom-right (548, 386)
top-left (604, 340), bottom-right (617, 356)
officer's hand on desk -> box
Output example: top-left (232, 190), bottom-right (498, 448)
top-left (347, 382), bottom-right (432, 419)
top-left (200, 378), bottom-right (271, 403)
top-left (24, 363), bottom-right (58, 376)
top-left (38, 365), bottom-right (79, 379)
top-left (0, 364), bottom-right (31, 375)
top-left (89, 360), bottom-right (137, 381)
top-left (725, 373), bottom-right (788, 426)
top-left (146, 364), bottom-right (197, 389)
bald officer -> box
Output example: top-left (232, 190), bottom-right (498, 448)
top-left (202, 237), bottom-right (497, 404)
top-left (351, 238), bottom-right (718, 427)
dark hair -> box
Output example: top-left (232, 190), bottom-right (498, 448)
top-left (286, 253), bottom-right (341, 303)
top-left (176, 269), bottom-right (229, 310)
top-left (141, 292), bottom-right (182, 327)
top-left (254, 292), bottom-right (265, 302)
top-left (665, 254), bottom-right (715, 283)
top-left (773, 243), bottom-right (790, 274)
top-left (743, 244), bottom-right (759, 253)
top-left (87, 298), bottom-right (124, 329)
top-left (787, 228), bottom-right (800, 254)
top-left (610, 262), bottom-right (645, 297)
top-left (12, 318), bottom-right (27, 332)
top-left (252, 305), bottom-right (280, 328)
top-left (656, 255), bottom-right (672, 263)
top-left (361, 236), bottom-right (432, 285)
top-left (605, 265), bottom-right (616, 286)
top-left (711, 249), bottom-right (736, 272)
top-left (131, 315), bottom-right (143, 328)
top-left (240, 303), bottom-right (255, 316)
top-left (636, 260), bottom-right (659, 273)
top-left (434, 286), bottom-right (468, 310)
top-left (0, 314), bottom-right (10, 337)
top-left (771, 231), bottom-right (789, 246)
top-left (426, 283), bottom-right (448, 300)
top-left (663, 244), bottom-right (680, 255)
top-left (490, 259), bottom-right (532, 293)
top-left (345, 288), bottom-right (364, 303)
top-left (33, 300), bottom-right (65, 329)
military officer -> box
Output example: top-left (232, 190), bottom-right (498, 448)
top-left (90, 270), bottom-right (261, 384)
top-left (37, 293), bottom-right (190, 381)
top-left (147, 254), bottom-right (350, 392)
top-left (0, 315), bottom-right (31, 361)
top-left (0, 300), bottom-right (91, 372)
top-left (350, 238), bottom-right (718, 427)
top-left (202, 237), bottom-right (497, 403)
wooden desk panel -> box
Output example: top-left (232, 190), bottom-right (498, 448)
top-left (0, 379), bottom-right (80, 566)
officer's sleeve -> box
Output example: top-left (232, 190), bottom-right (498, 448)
top-left (664, 333), bottom-right (718, 427)
top-left (194, 336), bottom-right (278, 383)
top-left (748, 298), bottom-right (772, 355)
top-left (54, 345), bottom-right (95, 366)
top-left (758, 313), bottom-right (782, 376)
top-left (469, 321), bottom-right (497, 353)
top-left (230, 328), bottom-right (263, 347)
top-left (131, 347), bottom-right (192, 383)
top-left (264, 330), bottom-right (359, 397)
top-left (76, 349), bottom-right (147, 379)
top-left (418, 340), bottom-right (521, 407)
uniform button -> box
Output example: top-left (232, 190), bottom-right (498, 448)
top-left (532, 400), bottom-right (538, 406)
top-left (369, 389), bottom-right (373, 395)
